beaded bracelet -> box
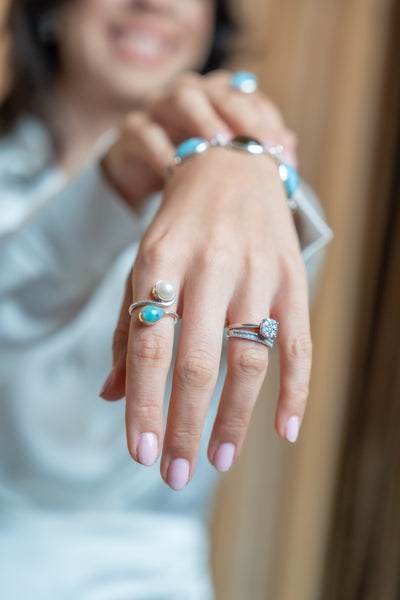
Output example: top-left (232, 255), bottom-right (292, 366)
top-left (171, 135), bottom-right (299, 208)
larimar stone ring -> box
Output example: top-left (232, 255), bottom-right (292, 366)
top-left (230, 71), bottom-right (258, 94)
top-left (226, 319), bottom-right (279, 348)
top-left (129, 280), bottom-right (180, 326)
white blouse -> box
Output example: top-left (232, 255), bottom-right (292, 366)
top-left (0, 118), bottom-right (332, 599)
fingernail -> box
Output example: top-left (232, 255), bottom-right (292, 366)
top-left (137, 433), bottom-right (158, 466)
top-left (282, 150), bottom-right (297, 169)
top-left (211, 132), bottom-right (229, 146)
top-left (167, 458), bottom-right (190, 491)
top-left (99, 369), bottom-right (114, 398)
top-left (285, 416), bottom-right (300, 443)
top-left (213, 443), bottom-right (235, 473)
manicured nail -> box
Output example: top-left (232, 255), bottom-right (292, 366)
top-left (211, 132), bottom-right (229, 146)
top-left (137, 433), bottom-right (158, 466)
top-left (285, 416), bottom-right (300, 443)
top-left (167, 458), bottom-right (190, 491)
top-left (281, 151), bottom-right (297, 169)
top-left (99, 370), bottom-right (114, 398)
top-left (213, 443), bottom-right (235, 473)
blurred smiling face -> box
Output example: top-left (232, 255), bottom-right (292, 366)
top-left (56, 0), bottom-right (215, 106)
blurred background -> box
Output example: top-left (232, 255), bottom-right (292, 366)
top-left (1, 0), bottom-right (399, 598)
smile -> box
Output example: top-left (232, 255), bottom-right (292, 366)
top-left (109, 24), bottom-right (176, 65)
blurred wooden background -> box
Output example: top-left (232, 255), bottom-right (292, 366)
top-left (211, 0), bottom-right (400, 598)
top-left (1, 0), bottom-right (399, 598)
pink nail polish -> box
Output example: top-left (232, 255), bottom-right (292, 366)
top-left (99, 370), bottom-right (114, 397)
top-left (167, 458), bottom-right (190, 491)
top-left (213, 443), bottom-right (235, 473)
top-left (285, 416), bottom-right (300, 443)
top-left (211, 132), bottom-right (229, 146)
top-left (137, 433), bottom-right (158, 466)
top-left (281, 150), bottom-right (297, 168)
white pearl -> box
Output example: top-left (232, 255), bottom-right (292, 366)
top-left (154, 280), bottom-right (175, 302)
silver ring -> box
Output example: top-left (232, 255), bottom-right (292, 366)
top-left (129, 280), bottom-right (180, 326)
top-left (226, 318), bottom-right (279, 347)
top-left (226, 328), bottom-right (274, 348)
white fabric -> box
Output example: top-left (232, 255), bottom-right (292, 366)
top-left (0, 118), bottom-right (332, 599)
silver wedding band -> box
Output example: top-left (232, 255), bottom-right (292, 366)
top-left (226, 319), bottom-right (279, 348)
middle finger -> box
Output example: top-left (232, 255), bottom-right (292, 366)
top-left (160, 262), bottom-right (234, 490)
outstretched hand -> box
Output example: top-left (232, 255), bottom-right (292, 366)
top-left (100, 71), bottom-right (311, 491)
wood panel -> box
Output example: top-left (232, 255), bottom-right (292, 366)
top-left (211, 0), bottom-right (396, 598)
top-left (321, 1), bottom-right (400, 595)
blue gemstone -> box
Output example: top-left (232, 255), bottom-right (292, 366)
top-left (175, 138), bottom-right (208, 160)
top-left (279, 163), bottom-right (299, 198)
top-left (140, 305), bottom-right (164, 324)
top-left (231, 71), bottom-right (258, 93)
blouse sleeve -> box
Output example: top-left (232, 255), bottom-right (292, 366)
top-left (0, 162), bottom-right (160, 344)
top-left (291, 179), bottom-right (333, 294)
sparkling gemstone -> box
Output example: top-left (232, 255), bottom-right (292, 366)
top-left (231, 71), bottom-right (258, 94)
top-left (279, 163), bottom-right (299, 198)
top-left (175, 138), bottom-right (208, 160)
top-left (139, 305), bottom-right (164, 324)
top-left (153, 280), bottom-right (175, 302)
top-left (260, 318), bottom-right (278, 339)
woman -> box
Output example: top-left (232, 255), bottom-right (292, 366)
top-left (0, 0), bottom-right (332, 597)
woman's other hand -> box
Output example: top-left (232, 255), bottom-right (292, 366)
top-left (100, 71), bottom-right (310, 490)
top-left (101, 70), bottom-right (297, 210)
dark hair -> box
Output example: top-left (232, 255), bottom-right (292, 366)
top-left (0, 0), bottom-right (237, 134)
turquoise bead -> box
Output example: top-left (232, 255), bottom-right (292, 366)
top-left (140, 305), bottom-right (164, 324)
top-left (175, 138), bottom-right (208, 160)
top-left (230, 71), bottom-right (258, 93)
top-left (279, 163), bottom-right (299, 198)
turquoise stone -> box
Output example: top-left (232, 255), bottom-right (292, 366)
top-left (140, 305), bottom-right (164, 324)
top-left (230, 71), bottom-right (258, 93)
top-left (279, 162), bottom-right (299, 198)
top-left (175, 138), bottom-right (208, 160)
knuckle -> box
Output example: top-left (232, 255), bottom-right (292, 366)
top-left (177, 72), bottom-right (199, 87)
top-left (132, 398), bottom-right (161, 417)
top-left (167, 427), bottom-right (202, 454)
top-left (218, 402), bottom-right (252, 432)
top-left (176, 349), bottom-right (217, 389)
top-left (235, 346), bottom-right (268, 379)
top-left (130, 332), bottom-right (169, 363)
top-left (136, 240), bottom-right (167, 271)
top-left (125, 112), bottom-right (146, 134)
top-left (284, 379), bottom-right (310, 408)
top-left (173, 82), bottom-right (197, 107)
top-left (198, 241), bottom-right (233, 274)
top-left (280, 251), bottom-right (307, 284)
top-left (283, 128), bottom-right (298, 151)
top-left (286, 333), bottom-right (313, 361)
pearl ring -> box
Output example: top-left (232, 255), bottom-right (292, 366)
top-left (129, 280), bottom-right (180, 326)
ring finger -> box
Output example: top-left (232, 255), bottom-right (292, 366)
top-left (207, 269), bottom-right (274, 472)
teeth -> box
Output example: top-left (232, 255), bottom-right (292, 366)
top-left (118, 31), bottom-right (166, 57)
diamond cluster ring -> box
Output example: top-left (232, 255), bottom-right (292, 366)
top-left (129, 280), bottom-right (180, 326)
top-left (226, 319), bottom-right (279, 348)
